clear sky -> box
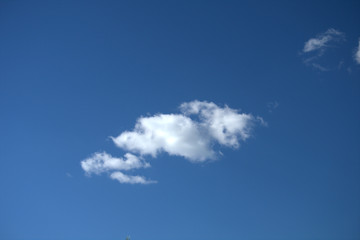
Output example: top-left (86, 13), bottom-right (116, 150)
top-left (1, 1), bottom-right (360, 240)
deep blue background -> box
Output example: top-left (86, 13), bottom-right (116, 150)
top-left (1, 1), bottom-right (359, 239)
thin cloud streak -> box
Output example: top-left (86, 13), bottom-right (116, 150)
top-left (303, 28), bottom-right (344, 53)
top-left (110, 171), bottom-right (157, 184)
top-left (311, 63), bottom-right (329, 72)
top-left (301, 28), bottom-right (345, 71)
top-left (355, 39), bottom-right (360, 64)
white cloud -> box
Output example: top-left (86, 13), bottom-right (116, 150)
top-left (180, 101), bottom-right (254, 147)
top-left (112, 113), bottom-right (214, 161)
top-left (81, 152), bottom-right (150, 175)
top-left (82, 100), bottom-right (262, 184)
top-left (110, 171), bottom-right (156, 184)
top-left (355, 39), bottom-right (360, 64)
top-left (303, 28), bottom-right (344, 53)
top-left (112, 100), bottom-right (257, 162)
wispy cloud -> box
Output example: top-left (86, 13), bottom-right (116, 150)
top-left (311, 63), bottom-right (329, 72)
top-left (267, 101), bottom-right (279, 113)
top-left (355, 39), bottom-right (360, 64)
top-left (303, 28), bottom-right (344, 53)
top-left (301, 28), bottom-right (345, 71)
top-left (82, 100), bottom-right (262, 184)
top-left (110, 171), bottom-right (157, 184)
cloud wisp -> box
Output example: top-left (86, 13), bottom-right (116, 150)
top-left (267, 101), bottom-right (279, 113)
top-left (82, 100), bottom-right (262, 184)
top-left (110, 171), bottom-right (157, 184)
top-left (301, 28), bottom-right (345, 71)
top-left (303, 28), bottom-right (344, 53)
top-left (355, 39), bottom-right (360, 64)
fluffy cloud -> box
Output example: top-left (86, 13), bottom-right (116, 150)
top-left (82, 100), bottom-right (262, 184)
top-left (112, 113), bottom-right (214, 161)
top-left (112, 100), bottom-right (257, 162)
top-left (112, 101), bottom-right (256, 162)
top-left (81, 152), bottom-right (150, 175)
top-left (180, 101), bottom-right (254, 147)
top-left (355, 39), bottom-right (360, 64)
top-left (81, 152), bottom-right (155, 184)
top-left (303, 28), bottom-right (344, 53)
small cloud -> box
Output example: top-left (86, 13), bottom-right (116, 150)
top-left (303, 28), bottom-right (344, 53)
top-left (256, 116), bottom-right (268, 127)
top-left (81, 152), bottom-right (150, 175)
top-left (311, 63), bottom-right (329, 72)
top-left (267, 101), bottom-right (279, 113)
top-left (81, 152), bottom-right (155, 184)
top-left (337, 60), bottom-right (344, 70)
top-left (66, 172), bottom-right (72, 178)
top-left (301, 28), bottom-right (345, 71)
top-left (354, 38), bottom-right (360, 64)
top-left (110, 171), bottom-right (157, 184)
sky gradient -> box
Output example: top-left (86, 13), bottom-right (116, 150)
top-left (1, 1), bottom-right (360, 240)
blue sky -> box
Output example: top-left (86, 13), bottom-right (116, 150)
top-left (1, 1), bottom-right (360, 239)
